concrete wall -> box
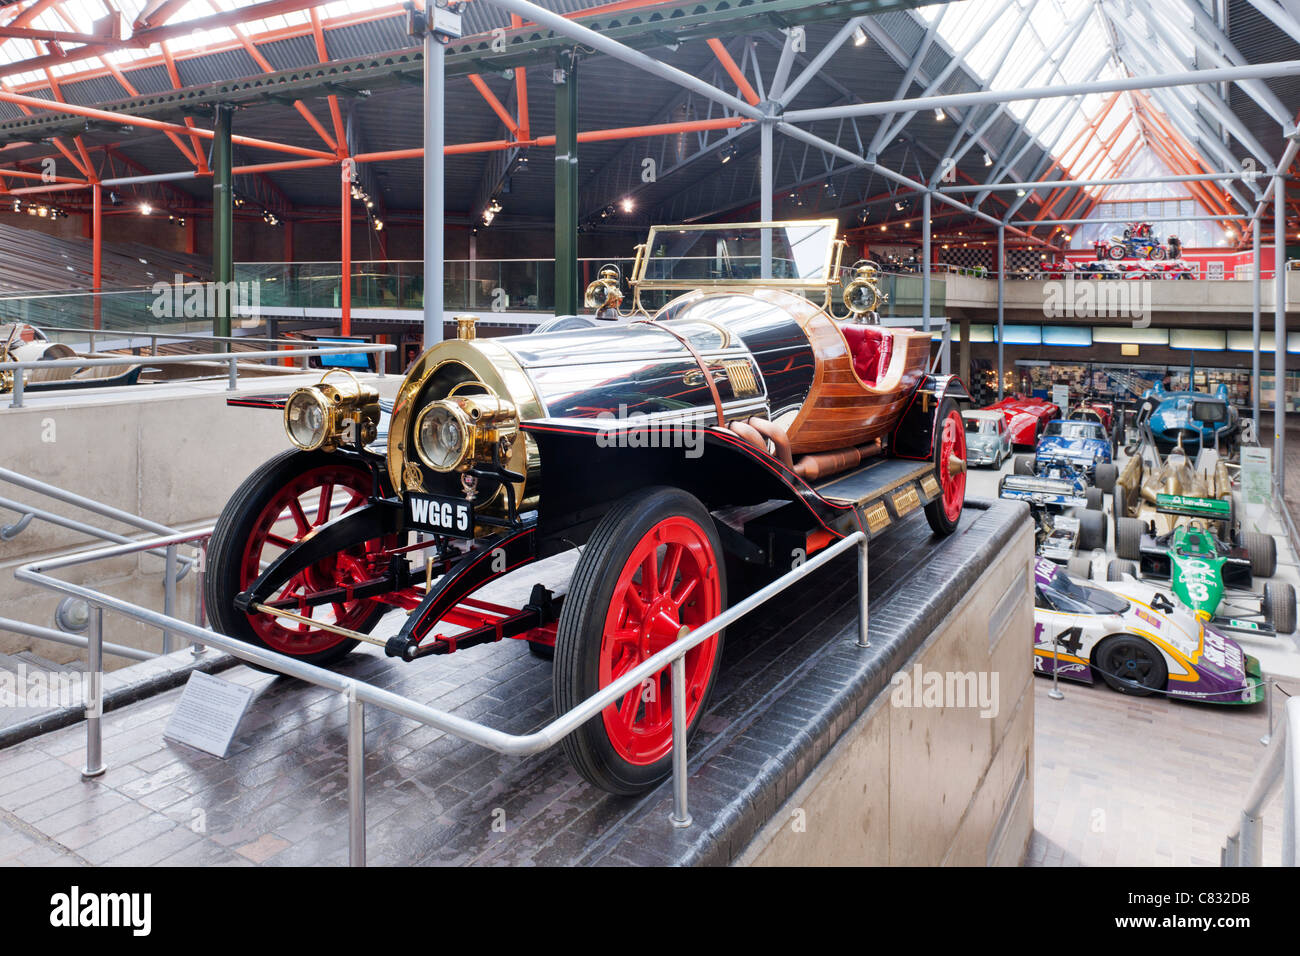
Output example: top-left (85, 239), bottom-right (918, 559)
top-left (736, 524), bottom-right (1035, 866)
top-left (0, 373), bottom-right (399, 668)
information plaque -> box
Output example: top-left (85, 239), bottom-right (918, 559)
top-left (163, 672), bottom-right (254, 758)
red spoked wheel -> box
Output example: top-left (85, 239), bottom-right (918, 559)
top-left (206, 450), bottom-right (398, 667)
top-left (925, 396), bottom-right (967, 535)
top-left (555, 486), bottom-right (726, 795)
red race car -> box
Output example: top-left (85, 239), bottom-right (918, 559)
top-left (985, 395), bottom-right (1060, 447)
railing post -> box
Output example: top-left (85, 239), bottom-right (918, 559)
top-left (347, 686), bottom-right (366, 866)
top-left (192, 541), bottom-right (207, 657)
top-left (1240, 809), bottom-right (1265, 866)
top-left (1285, 697), bottom-right (1299, 866)
top-left (669, 654), bottom-right (692, 829)
top-left (228, 356), bottom-right (238, 391)
top-left (82, 606), bottom-right (106, 779)
top-left (1223, 832), bottom-right (1239, 867)
top-left (856, 533), bottom-right (870, 647)
top-left (9, 367), bottom-right (22, 409)
top-left (162, 543), bottom-right (177, 654)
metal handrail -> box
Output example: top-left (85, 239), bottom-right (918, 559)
top-left (15, 524), bottom-right (869, 865)
top-left (2, 342), bottom-right (395, 408)
top-left (1223, 695), bottom-right (1300, 866)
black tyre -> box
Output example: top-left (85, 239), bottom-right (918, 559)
top-left (1094, 463), bottom-right (1118, 493)
top-left (1112, 484), bottom-right (1128, 535)
top-left (1243, 531), bottom-right (1277, 579)
top-left (1107, 559), bottom-right (1137, 582)
top-left (1013, 454), bottom-right (1036, 476)
top-left (528, 641), bottom-right (555, 661)
top-left (1077, 508), bottom-right (1107, 552)
top-left (1085, 487), bottom-right (1103, 511)
top-left (1093, 634), bottom-right (1167, 696)
top-left (554, 486), bottom-right (726, 795)
top-left (924, 397), bottom-right (967, 536)
top-left (205, 449), bottom-right (394, 669)
top-left (1264, 582), bottom-right (1296, 636)
top-left (1116, 516), bottom-right (1145, 562)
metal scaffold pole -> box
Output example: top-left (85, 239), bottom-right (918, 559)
top-left (760, 119), bottom-right (773, 279)
top-left (423, 14), bottom-right (446, 348)
top-left (922, 190), bottom-right (932, 332)
top-left (997, 225), bottom-right (1005, 401)
top-left (1276, 174), bottom-right (1288, 493)
top-left (212, 105), bottom-right (233, 345)
top-left (554, 51), bottom-right (579, 317)
top-left (1254, 217), bottom-right (1262, 427)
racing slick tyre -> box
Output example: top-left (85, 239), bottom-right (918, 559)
top-left (205, 449), bottom-right (396, 669)
top-left (554, 486), bottom-right (726, 795)
top-left (1093, 634), bottom-right (1167, 697)
top-left (1112, 485), bottom-right (1128, 535)
top-left (1264, 582), bottom-right (1297, 636)
top-left (1243, 531), bottom-right (1277, 579)
top-left (1068, 556), bottom-right (1093, 580)
top-left (1094, 463), bottom-right (1118, 493)
top-left (1085, 487), bottom-right (1103, 511)
top-left (1013, 454), bottom-right (1035, 476)
top-left (1107, 559), bottom-right (1138, 582)
top-left (1116, 516), bottom-right (1145, 562)
top-left (924, 397), bottom-right (967, 536)
top-left (1078, 508), bottom-right (1107, 552)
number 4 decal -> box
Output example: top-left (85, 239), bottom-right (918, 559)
top-left (1053, 626), bottom-right (1083, 656)
top-left (1150, 592), bottom-right (1174, 614)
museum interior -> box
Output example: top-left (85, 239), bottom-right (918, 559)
top-left (0, 0), bottom-right (1297, 873)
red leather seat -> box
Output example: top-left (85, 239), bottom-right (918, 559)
top-left (841, 325), bottom-right (892, 387)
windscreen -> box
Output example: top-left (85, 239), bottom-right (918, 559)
top-left (637, 221), bottom-right (837, 288)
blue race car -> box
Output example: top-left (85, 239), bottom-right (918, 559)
top-left (1137, 383), bottom-right (1239, 455)
top-left (1030, 419), bottom-right (1116, 489)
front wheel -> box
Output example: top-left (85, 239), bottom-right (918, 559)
top-left (1093, 634), bottom-right (1167, 696)
top-left (554, 486), bottom-right (726, 795)
top-left (205, 449), bottom-right (397, 668)
top-left (924, 397), bottom-right (966, 536)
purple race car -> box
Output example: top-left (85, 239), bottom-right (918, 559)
top-left (1032, 558), bottom-right (1264, 704)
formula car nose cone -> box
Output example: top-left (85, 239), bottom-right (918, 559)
top-left (948, 454), bottom-right (967, 476)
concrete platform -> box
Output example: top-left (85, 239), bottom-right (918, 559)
top-left (0, 498), bottom-right (1028, 867)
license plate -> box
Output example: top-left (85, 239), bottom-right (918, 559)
top-left (406, 492), bottom-right (473, 537)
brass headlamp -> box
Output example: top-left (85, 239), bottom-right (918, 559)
top-left (283, 368), bottom-right (380, 452)
top-left (413, 393), bottom-right (519, 473)
top-left (584, 266), bottom-right (624, 313)
top-left (843, 259), bottom-right (888, 318)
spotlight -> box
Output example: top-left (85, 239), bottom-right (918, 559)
top-left (10, 199), bottom-right (18, 212)
top-left (621, 197), bottom-right (634, 213)
top-left (178, 217), bottom-right (186, 227)
top-left (934, 108), bottom-right (945, 121)
top-left (37, 205), bottom-right (48, 218)
top-left (720, 144), bottom-right (736, 164)
top-left (853, 25), bottom-right (868, 47)
top-left (139, 203), bottom-right (152, 215)
top-left (983, 152), bottom-right (992, 167)
top-left (857, 209), bottom-right (869, 224)
top-left (1016, 189), bottom-right (1026, 197)
top-left (880, 225), bottom-right (886, 232)
top-left (825, 182), bottom-right (838, 199)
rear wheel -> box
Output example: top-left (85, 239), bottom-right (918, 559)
top-left (1085, 487), bottom-right (1103, 511)
top-left (1094, 463), bottom-right (1118, 493)
top-left (1116, 516), bottom-right (1145, 562)
top-left (205, 449), bottom-right (395, 668)
top-left (924, 397), bottom-right (966, 536)
top-left (1093, 634), bottom-right (1167, 696)
top-left (1243, 531), bottom-right (1277, 579)
top-left (1077, 508), bottom-right (1107, 551)
top-left (554, 486), bottom-right (725, 795)
top-left (1264, 582), bottom-right (1296, 635)
top-left (1067, 556), bottom-right (1093, 580)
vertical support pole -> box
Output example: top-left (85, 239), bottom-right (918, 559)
top-left (1275, 176), bottom-right (1287, 493)
top-left (1284, 698), bottom-right (1299, 866)
top-left (212, 105), bottom-right (233, 345)
top-left (347, 686), bottom-right (366, 866)
top-left (959, 316), bottom-right (970, 388)
top-left (921, 190), bottom-right (932, 332)
top-left (669, 655), bottom-right (691, 828)
top-left (82, 606), bottom-right (106, 778)
top-left (92, 183), bottom-right (102, 331)
top-left (192, 540), bottom-right (207, 657)
top-left (341, 158), bottom-right (353, 337)
top-left (162, 543), bottom-right (176, 655)
top-left (423, 22), bottom-right (446, 347)
top-left (760, 120), bottom-right (773, 279)
top-left (856, 533), bottom-right (869, 648)
top-left (469, 229), bottom-right (477, 309)
top-left (554, 52), bottom-right (579, 317)
top-left (997, 225), bottom-right (1005, 401)
top-left (1254, 217), bottom-right (1262, 426)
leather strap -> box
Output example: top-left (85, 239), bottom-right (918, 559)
top-left (631, 319), bottom-right (727, 427)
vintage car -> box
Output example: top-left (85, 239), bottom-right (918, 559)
top-left (1030, 419), bottom-right (1116, 488)
top-left (0, 322), bottom-right (143, 393)
top-left (1136, 383), bottom-right (1239, 455)
top-left (1033, 558), bottom-right (1263, 704)
top-left (984, 394), bottom-right (1060, 447)
top-left (205, 220), bottom-right (970, 795)
top-left (962, 409), bottom-right (1011, 467)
